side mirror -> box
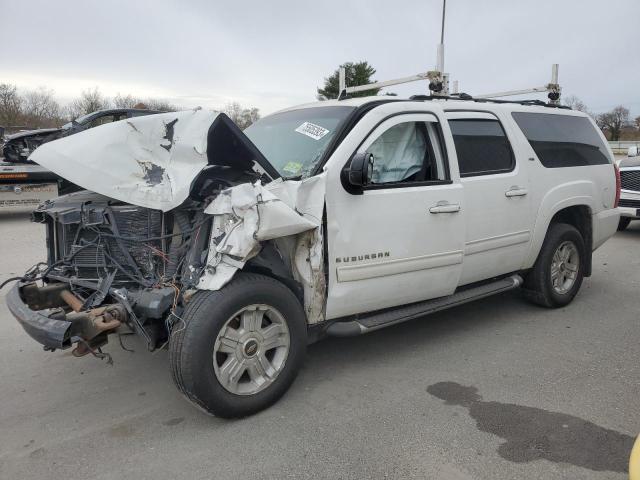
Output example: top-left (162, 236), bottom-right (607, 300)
top-left (346, 152), bottom-right (374, 187)
top-left (628, 146), bottom-right (639, 157)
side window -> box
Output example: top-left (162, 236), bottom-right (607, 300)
top-left (88, 115), bottom-right (116, 129)
top-left (130, 111), bottom-right (152, 117)
top-left (365, 121), bottom-right (445, 185)
top-left (512, 112), bottom-right (610, 167)
top-left (448, 119), bottom-right (514, 177)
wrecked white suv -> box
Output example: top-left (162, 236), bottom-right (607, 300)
top-left (6, 97), bottom-right (620, 417)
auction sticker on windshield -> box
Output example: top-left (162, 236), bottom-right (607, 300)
top-left (295, 122), bottom-right (330, 140)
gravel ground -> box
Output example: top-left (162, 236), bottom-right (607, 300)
top-left (0, 210), bottom-right (638, 480)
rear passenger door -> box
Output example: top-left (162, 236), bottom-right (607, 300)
top-left (446, 111), bottom-right (533, 285)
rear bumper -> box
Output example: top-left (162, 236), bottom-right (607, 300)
top-left (593, 208), bottom-right (620, 250)
top-left (619, 207), bottom-right (640, 219)
top-left (5, 283), bottom-right (73, 350)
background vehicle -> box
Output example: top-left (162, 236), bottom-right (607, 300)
top-left (2, 108), bottom-right (163, 163)
top-left (6, 98), bottom-right (620, 417)
top-left (0, 162), bottom-right (62, 210)
top-left (0, 108), bottom-right (162, 210)
top-left (617, 145), bottom-right (640, 231)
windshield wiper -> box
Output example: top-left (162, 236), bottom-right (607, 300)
top-left (281, 174), bottom-right (303, 181)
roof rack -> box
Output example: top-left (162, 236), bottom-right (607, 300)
top-left (337, 1), bottom-right (563, 107)
top-left (407, 94), bottom-right (571, 109)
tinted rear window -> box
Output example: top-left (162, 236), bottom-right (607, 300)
top-left (448, 119), bottom-right (514, 176)
top-left (512, 112), bottom-right (610, 167)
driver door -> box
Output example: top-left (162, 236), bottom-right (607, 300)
top-left (324, 113), bottom-right (465, 319)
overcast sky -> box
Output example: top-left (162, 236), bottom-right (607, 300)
top-left (1, 0), bottom-right (639, 116)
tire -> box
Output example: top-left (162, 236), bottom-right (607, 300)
top-left (618, 217), bottom-right (631, 231)
top-left (169, 273), bottom-right (307, 418)
top-left (523, 223), bottom-right (585, 308)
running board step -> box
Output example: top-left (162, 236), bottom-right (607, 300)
top-left (326, 274), bottom-right (523, 337)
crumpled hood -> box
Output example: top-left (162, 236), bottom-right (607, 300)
top-left (29, 109), bottom-right (277, 211)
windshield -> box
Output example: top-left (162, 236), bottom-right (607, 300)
top-left (244, 106), bottom-right (354, 178)
top-left (73, 112), bottom-right (95, 124)
top-left (62, 112), bottom-right (96, 129)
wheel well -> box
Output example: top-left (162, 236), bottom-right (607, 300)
top-left (242, 242), bottom-right (304, 303)
top-left (549, 205), bottom-right (593, 277)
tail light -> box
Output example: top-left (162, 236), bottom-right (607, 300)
top-left (614, 163), bottom-right (621, 208)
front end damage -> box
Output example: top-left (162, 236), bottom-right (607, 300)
top-left (8, 110), bottom-right (327, 360)
top-left (7, 282), bottom-right (126, 360)
top-left (2, 128), bottom-right (63, 163)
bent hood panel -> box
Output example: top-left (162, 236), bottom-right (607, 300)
top-left (29, 109), bottom-right (277, 211)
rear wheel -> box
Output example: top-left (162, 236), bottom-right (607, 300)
top-left (618, 217), bottom-right (631, 231)
top-left (524, 223), bottom-right (585, 308)
top-left (169, 273), bottom-right (307, 418)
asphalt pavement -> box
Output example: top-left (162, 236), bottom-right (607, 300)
top-left (0, 209), bottom-right (638, 480)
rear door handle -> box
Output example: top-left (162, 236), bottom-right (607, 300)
top-left (429, 202), bottom-right (461, 214)
top-left (505, 186), bottom-right (528, 197)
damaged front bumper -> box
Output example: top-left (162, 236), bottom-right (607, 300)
top-left (6, 283), bottom-right (74, 349)
top-left (6, 282), bottom-right (125, 352)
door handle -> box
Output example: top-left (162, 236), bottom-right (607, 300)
top-left (429, 202), bottom-right (461, 214)
top-left (505, 186), bottom-right (528, 197)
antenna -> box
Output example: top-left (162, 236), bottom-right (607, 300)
top-left (436, 0), bottom-right (446, 77)
top-left (337, 1), bottom-right (561, 104)
top-left (339, 0), bottom-right (449, 98)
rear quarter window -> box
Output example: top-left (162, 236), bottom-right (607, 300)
top-left (512, 112), bottom-right (611, 167)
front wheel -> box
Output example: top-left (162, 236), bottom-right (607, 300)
top-left (169, 273), bottom-right (307, 418)
top-left (523, 223), bottom-right (585, 308)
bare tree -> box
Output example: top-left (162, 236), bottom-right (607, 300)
top-left (0, 83), bottom-right (23, 127)
top-left (66, 87), bottom-right (110, 120)
top-left (113, 93), bottom-right (176, 112)
top-left (596, 106), bottom-right (630, 141)
top-left (563, 95), bottom-right (589, 113)
top-left (143, 98), bottom-right (178, 112)
top-left (223, 102), bottom-right (260, 129)
top-left (113, 93), bottom-right (138, 109)
top-left (23, 87), bottom-right (62, 127)
top-left (2, 84), bottom-right (183, 131)
top-left (223, 102), bottom-right (242, 123)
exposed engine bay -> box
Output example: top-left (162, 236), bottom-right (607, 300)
top-left (12, 109), bottom-right (326, 361)
top-left (26, 190), bottom-right (212, 356)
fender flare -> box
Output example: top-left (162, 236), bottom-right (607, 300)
top-left (524, 181), bottom-right (597, 270)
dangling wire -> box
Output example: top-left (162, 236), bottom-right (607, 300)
top-left (76, 339), bottom-right (113, 365)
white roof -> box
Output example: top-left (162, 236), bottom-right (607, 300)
top-left (273, 95), bottom-right (587, 117)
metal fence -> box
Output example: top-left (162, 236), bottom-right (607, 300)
top-left (609, 141), bottom-right (640, 155)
